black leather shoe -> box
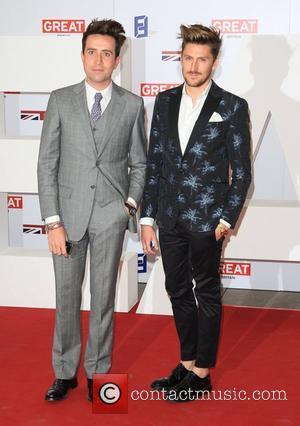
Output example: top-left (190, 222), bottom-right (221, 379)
top-left (166, 371), bottom-right (212, 402)
top-left (87, 379), bottom-right (93, 402)
top-left (45, 378), bottom-right (78, 401)
top-left (151, 363), bottom-right (189, 391)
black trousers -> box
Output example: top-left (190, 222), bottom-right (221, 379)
top-left (159, 219), bottom-right (223, 368)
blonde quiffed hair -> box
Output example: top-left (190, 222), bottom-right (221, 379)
top-left (179, 24), bottom-right (222, 59)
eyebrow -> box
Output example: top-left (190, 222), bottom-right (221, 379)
top-left (183, 54), bottom-right (209, 59)
top-left (86, 48), bottom-right (113, 54)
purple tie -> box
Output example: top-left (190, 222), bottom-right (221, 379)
top-left (91, 92), bottom-right (102, 122)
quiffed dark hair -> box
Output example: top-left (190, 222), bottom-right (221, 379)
top-left (179, 24), bottom-right (222, 59)
top-left (82, 19), bottom-right (126, 56)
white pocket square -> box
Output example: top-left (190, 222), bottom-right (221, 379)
top-left (209, 112), bottom-right (223, 122)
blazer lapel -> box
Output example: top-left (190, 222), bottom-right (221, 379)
top-left (97, 82), bottom-right (126, 158)
top-left (183, 81), bottom-right (222, 158)
top-left (72, 80), bottom-right (98, 157)
top-left (168, 84), bottom-right (184, 157)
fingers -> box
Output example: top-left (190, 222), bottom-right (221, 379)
top-left (49, 240), bottom-right (67, 256)
top-left (143, 244), bottom-right (156, 256)
top-left (215, 228), bottom-right (228, 241)
top-left (61, 243), bottom-right (68, 258)
top-left (48, 227), bottom-right (68, 257)
top-left (141, 226), bottom-right (159, 256)
top-left (124, 205), bottom-right (131, 218)
top-left (143, 238), bottom-right (158, 255)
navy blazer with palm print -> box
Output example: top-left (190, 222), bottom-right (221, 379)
top-left (141, 81), bottom-right (251, 232)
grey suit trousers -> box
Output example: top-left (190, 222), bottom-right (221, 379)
top-left (52, 198), bottom-right (129, 379)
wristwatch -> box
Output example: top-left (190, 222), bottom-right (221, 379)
top-left (125, 202), bottom-right (137, 217)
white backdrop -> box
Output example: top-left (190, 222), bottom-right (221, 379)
top-left (1, 0), bottom-right (300, 295)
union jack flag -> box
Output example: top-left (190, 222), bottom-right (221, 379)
top-left (23, 224), bottom-right (46, 234)
top-left (161, 51), bottom-right (181, 62)
top-left (20, 110), bottom-right (45, 121)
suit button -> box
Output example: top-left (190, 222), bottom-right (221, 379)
top-left (90, 185), bottom-right (96, 189)
top-left (96, 161), bottom-right (100, 167)
top-left (92, 127), bottom-right (96, 131)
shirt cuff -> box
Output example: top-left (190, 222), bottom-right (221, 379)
top-left (45, 215), bottom-right (61, 225)
top-left (126, 197), bottom-right (137, 209)
top-left (220, 218), bottom-right (231, 228)
top-left (140, 217), bottom-right (155, 227)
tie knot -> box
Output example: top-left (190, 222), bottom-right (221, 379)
top-left (94, 92), bottom-right (102, 104)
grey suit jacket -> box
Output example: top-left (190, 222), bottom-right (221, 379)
top-left (37, 80), bottom-right (147, 241)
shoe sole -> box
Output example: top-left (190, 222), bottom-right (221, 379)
top-left (45, 396), bottom-right (68, 402)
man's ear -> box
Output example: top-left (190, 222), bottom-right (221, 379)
top-left (114, 56), bottom-right (120, 69)
top-left (212, 57), bottom-right (219, 72)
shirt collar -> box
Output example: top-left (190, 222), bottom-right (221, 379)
top-left (182, 79), bottom-right (212, 103)
top-left (85, 80), bottom-right (113, 103)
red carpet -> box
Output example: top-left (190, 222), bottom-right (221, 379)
top-left (0, 305), bottom-right (299, 425)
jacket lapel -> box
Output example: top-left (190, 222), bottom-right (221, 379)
top-left (168, 84), bottom-right (184, 156)
top-left (96, 82), bottom-right (126, 158)
top-left (72, 80), bottom-right (98, 157)
top-left (183, 81), bottom-right (222, 158)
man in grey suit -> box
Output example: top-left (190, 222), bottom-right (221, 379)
top-left (37, 19), bottom-right (147, 402)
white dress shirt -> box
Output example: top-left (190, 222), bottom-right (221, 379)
top-left (85, 80), bottom-right (112, 116)
top-left (178, 81), bottom-right (212, 154)
top-left (45, 80), bottom-right (136, 225)
top-left (140, 80), bottom-right (231, 229)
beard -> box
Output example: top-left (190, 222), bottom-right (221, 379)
top-left (183, 71), bottom-right (211, 88)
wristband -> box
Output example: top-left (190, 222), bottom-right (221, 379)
top-left (46, 221), bottom-right (64, 232)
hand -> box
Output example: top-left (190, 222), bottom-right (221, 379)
top-left (215, 224), bottom-right (229, 241)
top-left (124, 205), bottom-right (131, 218)
top-left (141, 225), bottom-right (159, 256)
top-left (48, 226), bottom-right (68, 257)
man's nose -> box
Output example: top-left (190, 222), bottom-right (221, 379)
top-left (190, 60), bottom-right (198, 72)
top-left (95, 53), bottom-right (102, 64)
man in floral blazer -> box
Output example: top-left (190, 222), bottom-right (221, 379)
top-left (140, 24), bottom-right (251, 402)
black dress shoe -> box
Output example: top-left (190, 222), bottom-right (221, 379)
top-left (151, 363), bottom-right (189, 391)
top-left (87, 378), bottom-right (93, 402)
top-left (166, 371), bottom-right (212, 402)
top-left (45, 377), bottom-right (78, 401)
